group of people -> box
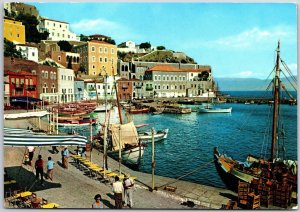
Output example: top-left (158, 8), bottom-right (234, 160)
top-left (25, 146), bottom-right (69, 186)
top-left (92, 173), bottom-right (135, 209)
top-left (33, 154), bottom-right (54, 186)
top-left (112, 174), bottom-right (135, 209)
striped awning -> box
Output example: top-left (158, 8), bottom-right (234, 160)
top-left (4, 128), bottom-right (88, 147)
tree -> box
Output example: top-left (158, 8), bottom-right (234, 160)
top-left (15, 13), bottom-right (49, 43)
top-left (105, 38), bottom-right (116, 45)
top-left (57, 40), bottom-right (73, 52)
top-left (79, 34), bottom-right (89, 41)
top-left (157, 46), bottom-right (166, 50)
top-left (140, 42), bottom-right (151, 49)
top-left (4, 39), bottom-right (23, 58)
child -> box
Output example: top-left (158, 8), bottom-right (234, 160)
top-left (47, 156), bottom-right (54, 181)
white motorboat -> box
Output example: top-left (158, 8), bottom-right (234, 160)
top-left (138, 129), bottom-right (169, 143)
top-left (198, 107), bottom-right (232, 113)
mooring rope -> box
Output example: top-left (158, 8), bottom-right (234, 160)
top-left (156, 158), bottom-right (216, 189)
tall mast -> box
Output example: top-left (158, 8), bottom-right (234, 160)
top-left (271, 40), bottom-right (281, 160)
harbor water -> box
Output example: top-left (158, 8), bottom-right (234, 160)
top-left (58, 96), bottom-right (297, 189)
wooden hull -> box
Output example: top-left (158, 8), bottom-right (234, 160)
top-left (128, 108), bottom-right (150, 114)
top-left (108, 145), bottom-right (145, 168)
top-left (213, 147), bottom-right (258, 192)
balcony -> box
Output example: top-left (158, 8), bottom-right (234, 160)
top-left (26, 85), bottom-right (36, 91)
top-left (122, 86), bottom-right (128, 89)
top-left (146, 87), bottom-right (153, 91)
top-left (13, 83), bottom-right (24, 88)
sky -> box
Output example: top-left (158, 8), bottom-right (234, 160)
top-left (29, 2), bottom-right (297, 79)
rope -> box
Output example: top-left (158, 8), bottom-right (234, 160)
top-left (156, 159), bottom-right (216, 189)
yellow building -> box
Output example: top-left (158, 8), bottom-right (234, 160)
top-left (4, 18), bottom-right (26, 44)
top-left (73, 40), bottom-right (117, 76)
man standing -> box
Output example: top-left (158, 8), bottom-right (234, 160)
top-left (27, 146), bottom-right (35, 166)
top-left (62, 147), bottom-right (69, 169)
top-left (35, 155), bottom-right (44, 185)
top-left (112, 176), bottom-right (123, 209)
top-left (123, 173), bottom-right (134, 208)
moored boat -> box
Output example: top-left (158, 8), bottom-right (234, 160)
top-left (198, 107), bottom-right (232, 113)
top-left (138, 128), bottom-right (169, 143)
top-left (128, 107), bottom-right (150, 114)
top-left (213, 41), bottom-right (297, 203)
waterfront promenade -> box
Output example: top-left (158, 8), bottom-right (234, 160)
top-left (3, 112), bottom-right (236, 209)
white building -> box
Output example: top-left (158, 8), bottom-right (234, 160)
top-left (84, 76), bottom-right (120, 100)
top-left (37, 17), bottom-right (80, 42)
top-left (16, 44), bottom-right (39, 62)
top-left (57, 68), bottom-right (75, 103)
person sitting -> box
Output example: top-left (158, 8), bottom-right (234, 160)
top-left (92, 194), bottom-right (104, 208)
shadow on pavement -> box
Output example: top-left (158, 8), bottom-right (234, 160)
top-left (102, 198), bottom-right (115, 209)
top-left (219, 192), bottom-right (237, 201)
top-left (5, 166), bottom-right (62, 192)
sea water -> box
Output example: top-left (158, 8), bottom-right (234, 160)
top-left (59, 92), bottom-right (297, 189)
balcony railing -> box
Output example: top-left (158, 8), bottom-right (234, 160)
top-left (146, 87), bottom-right (153, 91)
top-left (26, 85), bottom-right (36, 91)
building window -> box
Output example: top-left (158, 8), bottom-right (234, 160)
top-left (92, 65), bottom-right (95, 69)
top-left (58, 56), bottom-right (61, 61)
top-left (91, 46), bottom-right (95, 52)
top-left (53, 23), bottom-right (55, 27)
top-left (99, 47), bottom-right (102, 53)
top-left (92, 56), bottom-right (95, 62)
top-left (60, 24), bottom-right (61, 28)
top-left (53, 73), bottom-right (56, 80)
top-left (68, 35), bottom-right (70, 38)
top-left (163, 77), bottom-right (165, 81)
top-left (111, 48), bottom-right (114, 54)
top-left (99, 57), bottom-right (102, 62)
top-left (104, 57), bottom-right (107, 63)
top-left (104, 47), bottom-right (107, 53)
top-left (154, 76), bottom-right (157, 80)
top-left (32, 70), bottom-right (36, 75)
top-left (52, 32), bottom-right (54, 36)
top-left (32, 52), bottom-right (35, 56)
top-left (61, 75), bottom-right (64, 80)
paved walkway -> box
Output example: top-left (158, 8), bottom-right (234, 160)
top-left (4, 112), bottom-right (236, 209)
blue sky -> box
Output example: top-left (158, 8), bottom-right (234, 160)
top-left (30, 3), bottom-right (297, 79)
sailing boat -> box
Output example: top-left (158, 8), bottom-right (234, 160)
top-left (107, 121), bottom-right (145, 167)
top-left (213, 41), bottom-right (297, 194)
top-left (102, 75), bottom-right (145, 168)
top-left (198, 90), bottom-right (232, 113)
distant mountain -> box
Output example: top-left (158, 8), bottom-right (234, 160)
top-left (214, 76), bottom-right (297, 91)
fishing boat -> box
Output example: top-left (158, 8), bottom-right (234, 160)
top-left (138, 128), bottom-right (169, 143)
top-left (128, 107), bottom-right (150, 114)
top-left (94, 104), bottom-right (112, 112)
top-left (198, 92), bottom-right (232, 113)
top-left (107, 121), bottom-right (145, 167)
top-left (152, 107), bottom-right (164, 115)
top-left (213, 41), bottom-right (297, 197)
top-left (57, 118), bottom-right (97, 127)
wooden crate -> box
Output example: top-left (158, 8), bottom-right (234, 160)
top-left (247, 192), bottom-right (260, 209)
top-left (238, 181), bottom-right (250, 206)
top-left (273, 183), bottom-right (292, 208)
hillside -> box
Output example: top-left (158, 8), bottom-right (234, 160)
top-left (215, 77), bottom-right (297, 91)
top-left (119, 50), bottom-right (196, 63)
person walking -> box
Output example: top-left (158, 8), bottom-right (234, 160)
top-left (112, 176), bottom-right (123, 209)
top-left (123, 173), bottom-right (134, 208)
top-left (35, 155), bottom-right (44, 185)
top-left (47, 156), bottom-right (54, 181)
top-left (92, 194), bottom-right (104, 208)
top-left (62, 146), bottom-right (69, 169)
top-left (27, 146), bottom-right (35, 166)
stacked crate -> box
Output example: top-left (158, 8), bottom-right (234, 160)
top-left (247, 192), bottom-right (260, 209)
top-left (273, 183), bottom-right (292, 208)
top-left (258, 182), bottom-right (273, 208)
top-left (238, 181), bottom-right (249, 207)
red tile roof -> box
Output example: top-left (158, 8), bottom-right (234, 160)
top-left (148, 65), bottom-right (211, 73)
top-left (5, 70), bottom-right (35, 76)
top-left (148, 65), bottom-right (180, 72)
top-left (89, 34), bottom-right (109, 38)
